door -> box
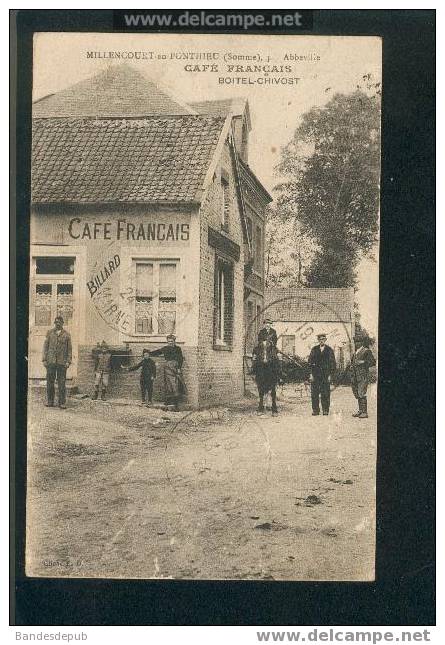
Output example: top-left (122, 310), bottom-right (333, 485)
top-left (29, 256), bottom-right (76, 379)
top-left (281, 335), bottom-right (296, 357)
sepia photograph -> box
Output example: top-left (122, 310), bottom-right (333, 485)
top-left (25, 32), bottom-right (381, 581)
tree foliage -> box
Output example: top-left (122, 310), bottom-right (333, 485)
top-left (275, 81), bottom-right (381, 287)
top-left (265, 204), bottom-right (314, 288)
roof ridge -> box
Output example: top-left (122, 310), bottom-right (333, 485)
top-left (33, 114), bottom-right (225, 121)
top-left (33, 64), bottom-right (198, 118)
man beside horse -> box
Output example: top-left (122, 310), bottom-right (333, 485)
top-left (252, 335), bottom-right (280, 417)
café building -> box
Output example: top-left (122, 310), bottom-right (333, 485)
top-left (30, 64), bottom-right (271, 407)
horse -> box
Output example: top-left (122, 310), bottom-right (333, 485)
top-left (252, 339), bottom-right (280, 416)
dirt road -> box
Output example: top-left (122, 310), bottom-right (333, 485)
top-left (26, 385), bottom-right (376, 580)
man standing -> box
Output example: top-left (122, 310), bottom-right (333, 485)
top-left (42, 315), bottom-right (72, 409)
top-left (308, 333), bottom-right (336, 416)
top-left (351, 334), bottom-right (376, 419)
top-left (257, 317), bottom-right (278, 346)
top-left (151, 334), bottom-right (185, 411)
top-left (92, 341), bottom-right (112, 401)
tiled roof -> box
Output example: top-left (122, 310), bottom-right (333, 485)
top-left (32, 116), bottom-right (225, 203)
top-left (190, 98), bottom-right (247, 117)
top-left (33, 64), bottom-right (197, 118)
top-left (264, 288), bottom-right (354, 323)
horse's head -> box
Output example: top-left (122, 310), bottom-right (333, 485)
top-left (256, 339), bottom-right (277, 363)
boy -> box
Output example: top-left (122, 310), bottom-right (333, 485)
top-left (92, 340), bottom-right (112, 401)
top-left (124, 349), bottom-right (157, 406)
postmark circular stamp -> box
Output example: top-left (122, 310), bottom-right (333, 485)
top-left (244, 290), bottom-right (355, 403)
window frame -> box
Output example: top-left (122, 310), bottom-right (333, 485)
top-left (213, 254), bottom-right (234, 350)
top-left (132, 258), bottom-right (179, 337)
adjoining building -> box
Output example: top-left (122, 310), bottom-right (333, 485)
top-left (30, 64), bottom-right (271, 408)
top-left (264, 288), bottom-right (355, 371)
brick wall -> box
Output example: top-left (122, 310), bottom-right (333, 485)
top-left (197, 140), bottom-right (245, 406)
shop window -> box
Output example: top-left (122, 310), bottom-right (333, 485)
top-left (35, 284), bottom-right (52, 326)
top-left (134, 261), bottom-right (177, 335)
top-left (56, 284), bottom-right (73, 324)
top-left (135, 263), bottom-right (154, 334)
top-left (158, 263), bottom-right (176, 335)
top-left (34, 282), bottom-right (74, 327)
top-left (214, 257), bottom-right (234, 347)
top-left (36, 257), bottom-right (75, 274)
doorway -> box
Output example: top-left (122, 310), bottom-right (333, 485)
top-left (29, 256), bottom-right (77, 379)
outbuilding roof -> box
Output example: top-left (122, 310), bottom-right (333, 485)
top-left (32, 115), bottom-right (226, 204)
top-left (264, 288), bottom-right (355, 323)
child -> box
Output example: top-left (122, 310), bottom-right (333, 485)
top-left (124, 349), bottom-right (157, 406)
top-left (92, 340), bottom-right (112, 401)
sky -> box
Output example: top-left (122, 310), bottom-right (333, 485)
top-left (33, 32), bottom-right (381, 334)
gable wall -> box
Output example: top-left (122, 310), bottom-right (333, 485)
top-left (197, 138), bottom-right (246, 405)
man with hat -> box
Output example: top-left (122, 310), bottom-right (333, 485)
top-left (308, 333), bottom-right (336, 416)
top-left (258, 317), bottom-right (278, 346)
top-left (151, 334), bottom-right (185, 411)
top-left (350, 333), bottom-right (376, 419)
top-left (42, 315), bottom-right (72, 409)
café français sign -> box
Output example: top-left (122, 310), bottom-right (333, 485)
top-left (68, 217), bottom-right (190, 242)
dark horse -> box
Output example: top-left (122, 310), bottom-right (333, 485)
top-left (252, 339), bottom-right (279, 416)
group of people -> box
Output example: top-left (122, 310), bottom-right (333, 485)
top-left (93, 334), bottom-right (185, 410)
top-left (41, 315), bottom-right (376, 418)
top-left (41, 316), bottom-right (184, 411)
top-left (252, 317), bottom-right (376, 419)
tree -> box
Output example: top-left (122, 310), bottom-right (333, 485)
top-left (275, 80), bottom-right (381, 287)
top-left (265, 204), bottom-right (314, 288)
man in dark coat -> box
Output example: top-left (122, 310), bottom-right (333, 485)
top-left (351, 334), bottom-right (376, 419)
top-left (257, 317), bottom-right (278, 346)
top-left (42, 315), bottom-right (72, 409)
top-left (151, 335), bottom-right (185, 411)
top-left (308, 333), bottom-right (336, 416)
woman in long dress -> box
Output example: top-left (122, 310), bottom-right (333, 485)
top-left (151, 334), bottom-right (185, 410)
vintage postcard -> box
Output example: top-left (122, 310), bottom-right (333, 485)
top-left (26, 32), bottom-right (381, 580)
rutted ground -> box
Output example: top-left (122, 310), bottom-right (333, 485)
top-left (26, 385), bottom-right (376, 580)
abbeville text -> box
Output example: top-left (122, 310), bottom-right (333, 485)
top-left (68, 218), bottom-right (190, 242)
